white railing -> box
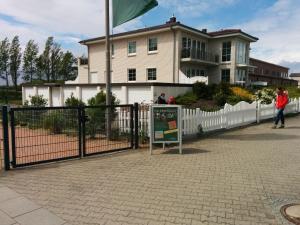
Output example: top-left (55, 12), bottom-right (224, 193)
top-left (119, 98), bottom-right (300, 136)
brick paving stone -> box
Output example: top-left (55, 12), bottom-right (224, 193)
top-left (1, 115), bottom-right (300, 225)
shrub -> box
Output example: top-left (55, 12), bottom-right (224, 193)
top-left (193, 82), bottom-right (217, 100)
top-left (43, 111), bottom-right (66, 134)
top-left (255, 88), bottom-right (276, 104)
top-left (24, 95), bottom-right (47, 107)
top-left (86, 91), bottom-right (119, 139)
top-left (213, 83), bottom-right (233, 106)
top-left (175, 92), bottom-right (198, 105)
top-left (65, 93), bottom-right (85, 107)
top-left (231, 87), bottom-right (254, 102)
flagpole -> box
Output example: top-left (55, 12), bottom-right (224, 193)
top-left (105, 0), bottom-right (112, 138)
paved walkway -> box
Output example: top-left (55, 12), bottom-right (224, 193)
top-left (1, 115), bottom-right (300, 225)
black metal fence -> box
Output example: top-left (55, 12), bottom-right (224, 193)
top-left (0, 108), bottom-right (3, 170)
top-left (1, 104), bottom-right (137, 169)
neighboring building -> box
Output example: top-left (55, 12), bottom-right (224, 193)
top-left (249, 58), bottom-right (297, 86)
top-left (289, 73), bottom-right (300, 87)
top-left (23, 17), bottom-right (259, 105)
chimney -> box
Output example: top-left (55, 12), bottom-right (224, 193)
top-left (166, 16), bottom-right (177, 24)
top-left (202, 29), bottom-right (207, 33)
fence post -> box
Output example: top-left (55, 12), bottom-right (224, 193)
top-left (134, 103), bottom-right (139, 149)
top-left (2, 106), bottom-right (10, 171)
top-left (256, 101), bottom-right (261, 124)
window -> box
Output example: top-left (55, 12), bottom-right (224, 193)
top-left (221, 69), bottom-right (230, 83)
top-left (196, 69), bottom-right (200, 76)
top-left (200, 70), bottom-right (205, 77)
top-left (222, 42), bottom-right (231, 62)
top-left (148, 38), bottom-right (158, 52)
top-left (128, 41), bottom-right (136, 55)
top-left (147, 68), bottom-right (157, 81)
top-left (236, 42), bottom-right (246, 64)
top-left (191, 69), bottom-right (195, 77)
top-left (128, 69), bottom-right (136, 81)
top-left (186, 68), bottom-right (191, 78)
top-left (236, 69), bottom-right (246, 82)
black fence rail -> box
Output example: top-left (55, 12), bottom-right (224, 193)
top-left (0, 108), bottom-right (3, 170)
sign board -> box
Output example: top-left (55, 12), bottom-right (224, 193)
top-left (150, 105), bottom-right (182, 154)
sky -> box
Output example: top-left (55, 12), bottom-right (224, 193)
top-left (1, 0), bottom-right (300, 72)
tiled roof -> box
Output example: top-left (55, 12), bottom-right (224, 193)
top-left (290, 73), bottom-right (300, 77)
top-left (80, 21), bottom-right (258, 44)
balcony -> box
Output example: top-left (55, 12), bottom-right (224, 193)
top-left (181, 48), bottom-right (219, 66)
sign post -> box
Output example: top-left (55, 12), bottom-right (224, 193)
top-left (150, 105), bottom-right (182, 155)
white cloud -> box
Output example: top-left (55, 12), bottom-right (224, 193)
top-left (240, 0), bottom-right (300, 66)
top-left (158, 0), bottom-right (239, 17)
top-left (0, 0), bottom-right (142, 56)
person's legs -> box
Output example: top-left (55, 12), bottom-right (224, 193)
top-left (280, 109), bottom-right (285, 127)
top-left (274, 109), bottom-right (281, 126)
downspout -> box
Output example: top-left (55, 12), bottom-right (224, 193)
top-left (87, 45), bottom-right (90, 83)
top-left (171, 26), bottom-right (176, 83)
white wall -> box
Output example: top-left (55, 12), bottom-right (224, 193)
top-left (81, 86), bottom-right (98, 104)
top-left (23, 85), bottom-right (193, 106)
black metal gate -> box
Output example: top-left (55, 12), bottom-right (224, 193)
top-left (9, 106), bottom-right (82, 168)
top-left (1, 104), bottom-right (136, 169)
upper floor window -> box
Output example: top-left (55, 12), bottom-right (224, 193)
top-left (128, 68), bottom-right (136, 81)
top-left (148, 38), bottom-right (158, 52)
top-left (128, 41), bottom-right (136, 55)
top-left (221, 69), bottom-right (230, 83)
top-left (147, 68), bottom-right (157, 81)
top-left (222, 42), bottom-right (231, 62)
top-left (237, 42), bottom-right (246, 64)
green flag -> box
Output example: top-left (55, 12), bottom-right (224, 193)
top-left (113, 0), bottom-right (158, 28)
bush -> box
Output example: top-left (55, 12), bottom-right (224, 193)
top-left (65, 93), bottom-right (85, 107)
top-left (255, 88), bottom-right (276, 104)
top-left (86, 91), bottom-right (119, 139)
top-left (231, 87), bottom-right (254, 102)
top-left (193, 82), bottom-right (217, 100)
top-left (43, 111), bottom-right (66, 134)
top-left (24, 95), bottom-right (47, 107)
top-left (175, 92), bottom-right (198, 105)
top-left (213, 83), bottom-right (233, 106)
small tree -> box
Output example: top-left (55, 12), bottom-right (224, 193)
top-left (23, 40), bottom-right (39, 82)
top-left (59, 51), bottom-right (77, 81)
top-left (86, 91), bottom-right (119, 138)
top-left (0, 38), bottom-right (10, 87)
top-left (9, 36), bottom-right (22, 90)
top-left (65, 93), bottom-right (85, 107)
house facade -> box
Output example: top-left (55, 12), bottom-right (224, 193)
top-left (22, 17), bottom-right (259, 105)
top-left (289, 73), bottom-right (300, 87)
top-left (249, 58), bottom-right (298, 86)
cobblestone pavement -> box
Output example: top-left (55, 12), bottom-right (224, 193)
top-left (1, 116), bottom-right (300, 225)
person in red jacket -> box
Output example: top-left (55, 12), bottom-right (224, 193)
top-left (273, 87), bottom-right (289, 128)
top-left (167, 96), bottom-right (176, 104)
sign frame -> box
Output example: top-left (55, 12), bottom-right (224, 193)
top-left (149, 105), bottom-right (182, 155)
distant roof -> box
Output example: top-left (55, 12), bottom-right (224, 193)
top-left (80, 18), bottom-right (258, 45)
top-left (250, 58), bottom-right (289, 70)
top-left (290, 73), bottom-right (300, 77)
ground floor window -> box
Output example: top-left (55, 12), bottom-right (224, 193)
top-left (221, 69), bottom-right (230, 83)
top-left (236, 69), bottom-right (246, 83)
top-left (128, 69), bottom-right (136, 81)
top-left (147, 68), bottom-right (157, 81)
top-left (185, 68), bottom-right (206, 78)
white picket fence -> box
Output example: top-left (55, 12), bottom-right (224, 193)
top-left (118, 98), bottom-right (300, 136)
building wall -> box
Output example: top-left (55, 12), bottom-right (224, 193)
top-left (86, 31), bottom-right (175, 84)
top-left (250, 58), bottom-right (289, 78)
